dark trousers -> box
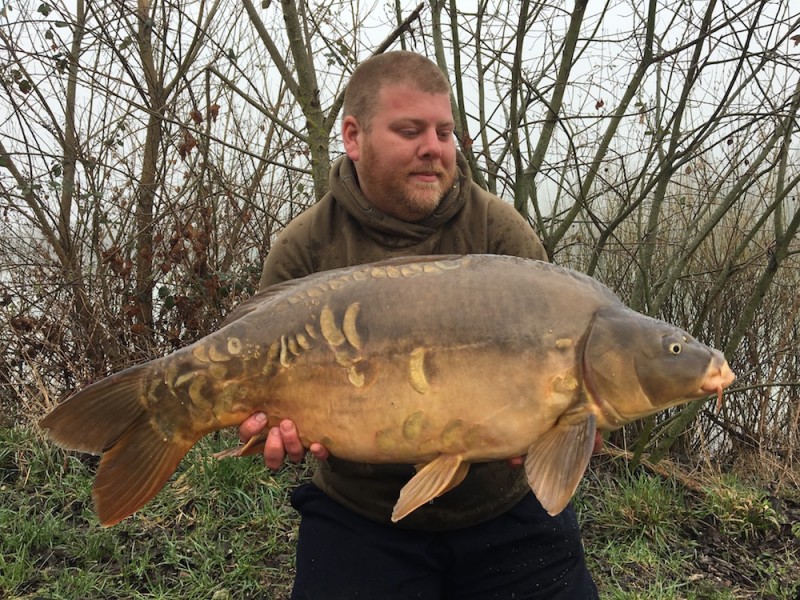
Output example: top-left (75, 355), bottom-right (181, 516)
top-left (289, 484), bottom-right (598, 599)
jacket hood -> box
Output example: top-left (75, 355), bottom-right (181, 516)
top-left (329, 153), bottom-right (472, 248)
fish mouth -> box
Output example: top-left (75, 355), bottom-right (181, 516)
top-left (698, 358), bottom-right (736, 412)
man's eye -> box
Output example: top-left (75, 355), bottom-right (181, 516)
top-left (400, 129), bottom-right (418, 137)
top-left (438, 130), bottom-right (453, 140)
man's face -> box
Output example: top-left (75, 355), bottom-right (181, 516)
top-left (342, 84), bottom-right (458, 222)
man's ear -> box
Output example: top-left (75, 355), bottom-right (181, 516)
top-left (342, 115), bottom-right (362, 161)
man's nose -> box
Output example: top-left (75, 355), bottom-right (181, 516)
top-left (418, 129), bottom-right (443, 160)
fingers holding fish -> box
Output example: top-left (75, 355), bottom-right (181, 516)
top-left (261, 420), bottom-right (300, 469)
top-left (507, 456), bottom-right (524, 468)
top-left (309, 441), bottom-right (330, 462)
top-left (593, 431), bottom-right (604, 455)
top-left (236, 413), bottom-right (304, 469)
top-left (238, 411), bottom-right (269, 443)
top-left (264, 419), bottom-right (329, 470)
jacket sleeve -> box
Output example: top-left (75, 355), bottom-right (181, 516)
top-left (258, 211), bottom-right (318, 289)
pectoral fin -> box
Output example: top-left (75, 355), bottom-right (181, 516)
top-left (391, 454), bottom-right (469, 522)
top-left (524, 414), bottom-right (596, 516)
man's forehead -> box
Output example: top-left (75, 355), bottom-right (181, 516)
top-left (376, 83), bottom-right (454, 120)
top-left (377, 81), bottom-right (448, 99)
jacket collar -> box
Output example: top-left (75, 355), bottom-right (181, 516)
top-left (330, 153), bottom-right (472, 246)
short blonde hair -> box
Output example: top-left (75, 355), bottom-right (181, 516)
top-left (343, 51), bottom-right (452, 129)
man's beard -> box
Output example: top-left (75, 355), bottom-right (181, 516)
top-left (395, 163), bottom-right (454, 217)
top-left (360, 151), bottom-right (457, 222)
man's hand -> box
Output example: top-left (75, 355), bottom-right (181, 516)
top-left (239, 413), bottom-right (329, 471)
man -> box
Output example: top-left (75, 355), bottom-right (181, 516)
top-left (239, 51), bottom-right (599, 599)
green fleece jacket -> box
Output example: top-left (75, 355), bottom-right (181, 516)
top-left (259, 154), bottom-right (547, 530)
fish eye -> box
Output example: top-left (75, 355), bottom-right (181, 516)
top-left (668, 342), bottom-right (682, 355)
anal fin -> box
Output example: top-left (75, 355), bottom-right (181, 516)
top-left (391, 454), bottom-right (469, 522)
top-left (213, 430), bottom-right (268, 459)
top-left (524, 414), bottom-right (596, 516)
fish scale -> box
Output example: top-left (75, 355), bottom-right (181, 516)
top-left (40, 254), bottom-right (735, 526)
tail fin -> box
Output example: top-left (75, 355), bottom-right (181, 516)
top-left (40, 365), bottom-right (197, 526)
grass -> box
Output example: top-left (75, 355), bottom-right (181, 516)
top-left (1, 425), bottom-right (798, 599)
top-left (1, 426), bottom-right (304, 599)
top-left (575, 457), bottom-right (800, 599)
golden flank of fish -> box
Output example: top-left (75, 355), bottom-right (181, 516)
top-left (40, 255), bottom-right (736, 526)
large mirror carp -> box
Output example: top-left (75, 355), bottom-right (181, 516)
top-left (41, 255), bottom-right (735, 526)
